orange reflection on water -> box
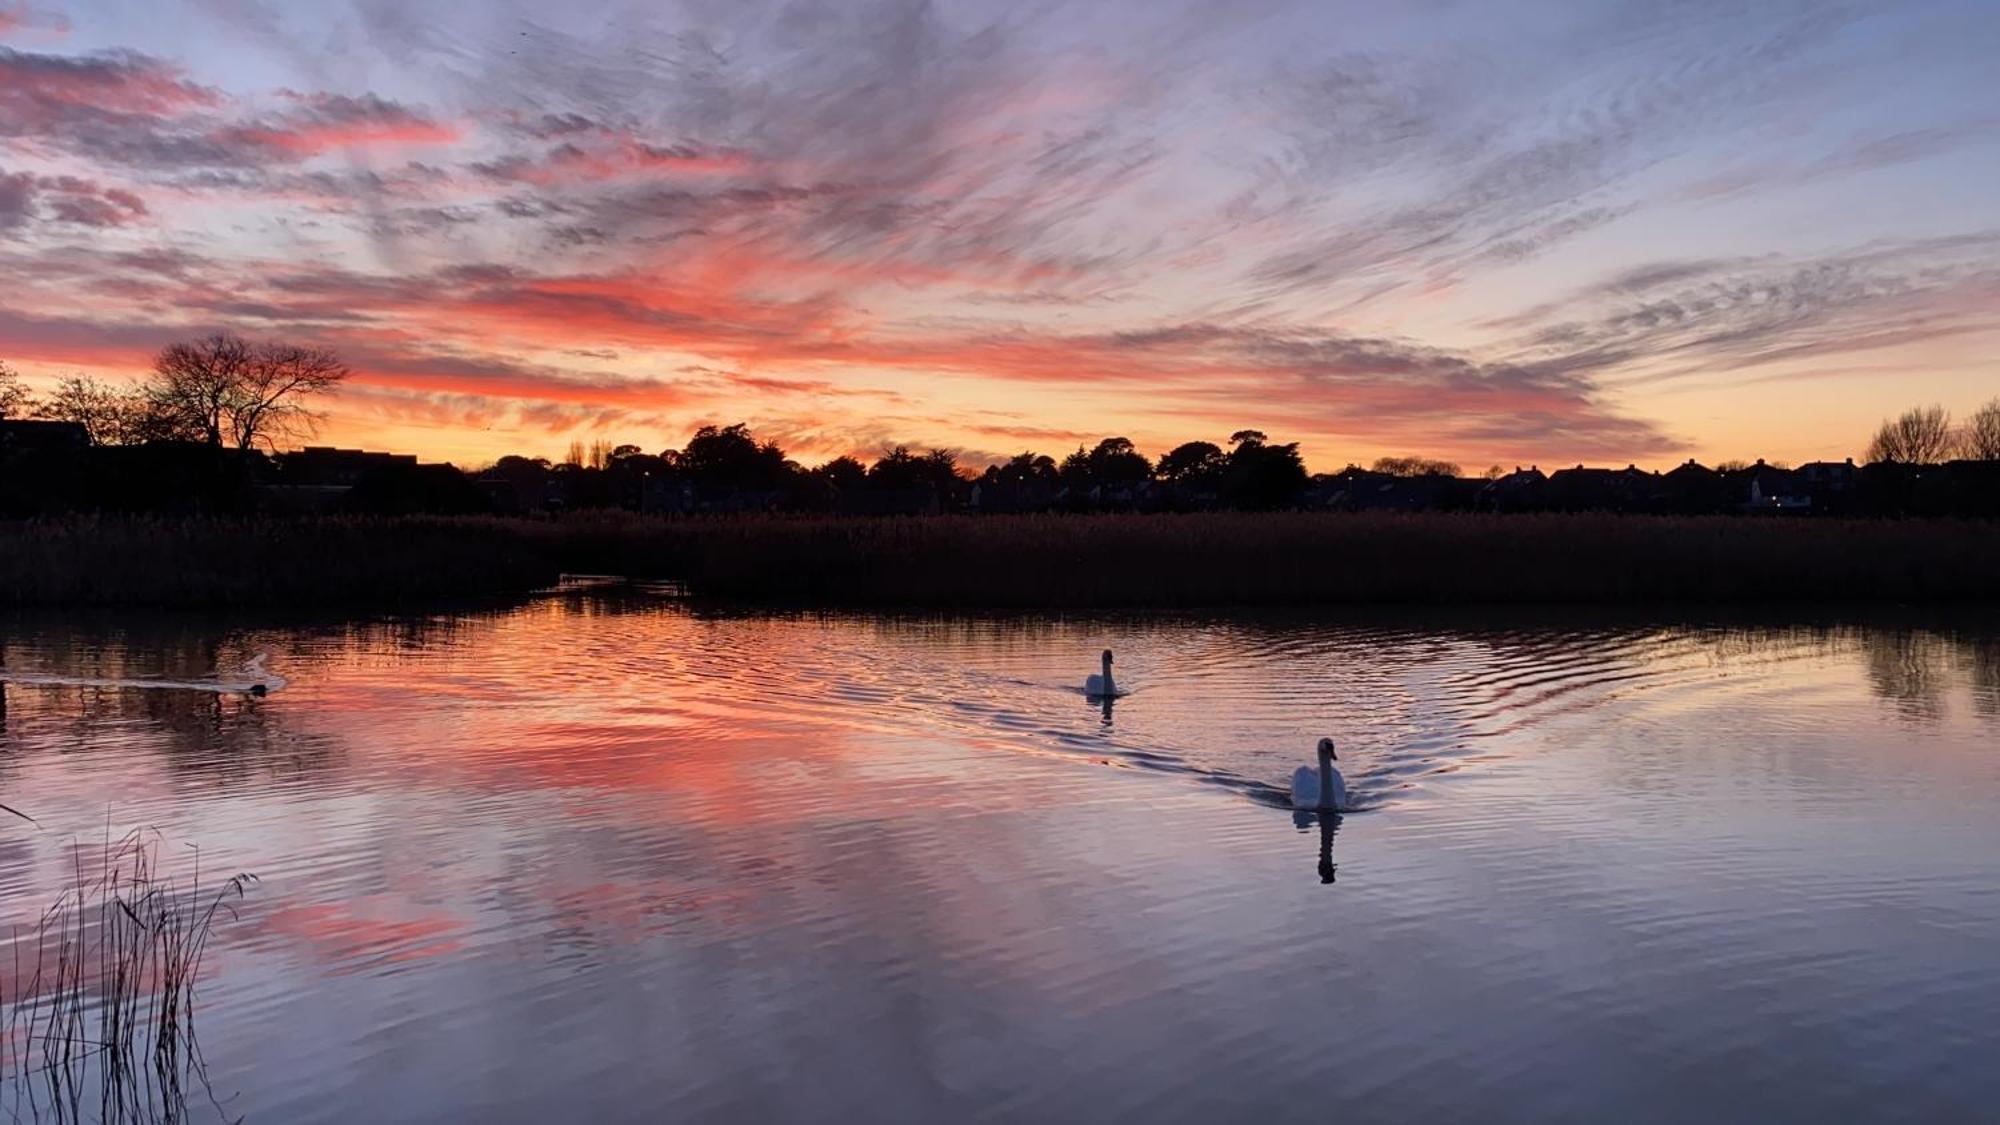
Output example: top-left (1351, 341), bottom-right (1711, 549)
top-left (259, 898), bottom-right (467, 972)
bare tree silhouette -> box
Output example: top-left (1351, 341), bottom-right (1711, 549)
top-left (1962, 398), bottom-right (2000, 461)
top-left (0, 360), bottom-right (28, 419)
top-left (144, 333), bottom-right (350, 451)
top-left (32, 375), bottom-right (144, 445)
top-left (1866, 404), bottom-right (1954, 464)
top-left (1372, 456), bottom-right (1462, 478)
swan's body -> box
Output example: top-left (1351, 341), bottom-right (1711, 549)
top-left (1084, 649), bottom-right (1118, 697)
top-left (243, 652), bottom-right (286, 695)
top-left (1291, 737), bottom-right (1348, 812)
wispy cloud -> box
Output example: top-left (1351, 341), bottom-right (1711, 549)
top-left (1501, 234), bottom-right (2000, 386)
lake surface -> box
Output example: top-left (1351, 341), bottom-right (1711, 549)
top-left (2, 592), bottom-right (1998, 1122)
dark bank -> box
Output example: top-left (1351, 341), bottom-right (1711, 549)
top-left (5, 510), bottom-right (1998, 608)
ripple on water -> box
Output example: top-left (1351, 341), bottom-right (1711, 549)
top-left (2, 601), bottom-right (1999, 1121)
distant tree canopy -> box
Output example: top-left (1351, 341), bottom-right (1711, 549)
top-left (867, 446), bottom-right (962, 492)
top-left (488, 454), bottom-right (552, 479)
top-left (1062, 437), bottom-right (1152, 490)
top-left (1372, 456), bottom-right (1462, 478)
top-left (1156, 440), bottom-right (1227, 488)
top-left (1867, 405), bottom-right (1954, 465)
top-left (1222, 430), bottom-right (1308, 509)
top-left (560, 424), bottom-right (1313, 511)
top-left (672, 423), bottom-right (794, 493)
top-left (813, 454), bottom-right (868, 492)
top-left (983, 451), bottom-right (1059, 488)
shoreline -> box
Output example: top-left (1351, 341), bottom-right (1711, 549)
top-left (4, 511), bottom-right (1998, 608)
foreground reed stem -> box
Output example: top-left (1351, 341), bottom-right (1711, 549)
top-left (1, 829), bottom-right (253, 1124)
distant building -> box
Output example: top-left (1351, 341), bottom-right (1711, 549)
top-left (639, 475), bottom-right (694, 515)
top-left (260, 446), bottom-right (425, 512)
top-left (0, 420), bottom-right (93, 515)
top-left (274, 446), bottom-right (418, 487)
top-left (698, 488), bottom-right (784, 515)
top-left (0, 419), bottom-right (89, 454)
top-left (1914, 459), bottom-right (2000, 518)
top-left (1318, 468), bottom-right (1465, 512)
top-left (970, 480), bottom-right (1057, 513)
top-left (1084, 480), bottom-right (1156, 512)
top-left (838, 487), bottom-right (941, 516)
top-left (1479, 465), bottom-right (1547, 511)
top-left (1660, 460), bottom-right (1726, 514)
top-left (1545, 464), bottom-right (1658, 512)
top-left (1796, 458), bottom-right (1857, 490)
top-left (1740, 460), bottom-right (1810, 514)
top-left (1795, 458), bottom-right (1859, 514)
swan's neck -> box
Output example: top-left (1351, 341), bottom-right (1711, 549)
top-left (1317, 748), bottom-right (1336, 809)
top-left (1100, 658), bottom-right (1115, 693)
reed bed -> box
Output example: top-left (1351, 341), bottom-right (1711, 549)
top-left (624, 511), bottom-right (2000, 606)
top-left (2, 831), bottom-right (253, 1124)
top-left (3, 511), bottom-right (1997, 607)
top-left (0, 516), bottom-right (560, 607)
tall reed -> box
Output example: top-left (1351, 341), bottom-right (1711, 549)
top-left (2, 831), bottom-right (253, 1124)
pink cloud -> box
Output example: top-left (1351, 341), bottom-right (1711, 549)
top-left (477, 137), bottom-right (752, 185)
top-left (216, 92), bottom-right (461, 158)
top-left (0, 169), bottom-right (149, 229)
top-left (0, 3), bottom-right (66, 37)
top-left (0, 45), bottom-right (216, 121)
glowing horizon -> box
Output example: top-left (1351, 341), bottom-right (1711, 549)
top-left (2, 1), bottom-right (1996, 473)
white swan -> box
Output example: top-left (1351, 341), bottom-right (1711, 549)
top-left (1291, 737), bottom-right (1348, 812)
top-left (243, 652), bottom-right (286, 696)
top-left (1084, 649), bottom-right (1118, 698)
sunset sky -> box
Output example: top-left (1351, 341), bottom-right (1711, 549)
top-left (2, 0), bottom-right (1996, 471)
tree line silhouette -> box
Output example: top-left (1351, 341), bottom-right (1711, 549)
top-left (3, 337), bottom-right (1999, 519)
top-left (473, 425), bottom-right (1314, 516)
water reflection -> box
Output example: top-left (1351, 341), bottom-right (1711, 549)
top-left (0, 599), bottom-right (1995, 1121)
top-left (0, 679), bottom-right (342, 788)
top-left (1966, 635), bottom-right (2000, 718)
top-left (1862, 628), bottom-right (1956, 721)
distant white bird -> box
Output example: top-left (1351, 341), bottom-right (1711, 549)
top-left (243, 652), bottom-right (285, 696)
top-left (1084, 649), bottom-right (1118, 698)
top-left (1291, 737), bottom-right (1348, 812)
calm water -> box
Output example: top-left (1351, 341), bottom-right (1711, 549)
top-left (2, 592), bottom-right (1998, 1122)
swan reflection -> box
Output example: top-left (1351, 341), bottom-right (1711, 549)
top-left (1293, 809), bottom-right (1342, 884)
